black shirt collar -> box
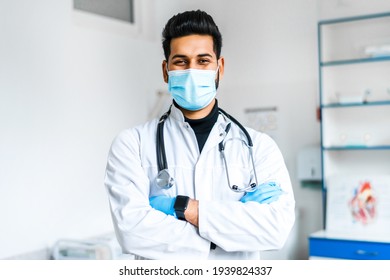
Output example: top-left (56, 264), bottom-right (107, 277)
top-left (180, 100), bottom-right (219, 133)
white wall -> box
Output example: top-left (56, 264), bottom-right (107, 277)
top-left (318, 0), bottom-right (390, 20)
top-left (1, 0), bottom-right (389, 260)
top-left (0, 0), bottom-right (163, 259)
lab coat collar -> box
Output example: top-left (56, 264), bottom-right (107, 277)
top-left (169, 103), bottom-right (186, 123)
top-left (166, 103), bottom-right (234, 157)
top-left (168, 102), bottom-right (231, 134)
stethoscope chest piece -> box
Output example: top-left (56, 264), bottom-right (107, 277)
top-left (156, 169), bottom-right (174, 189)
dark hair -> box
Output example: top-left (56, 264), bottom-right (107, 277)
top-left (162, 10), bottom-right (223, 61)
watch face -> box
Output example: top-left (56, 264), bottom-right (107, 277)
top-left (175, 195), bottom-right (189, 210)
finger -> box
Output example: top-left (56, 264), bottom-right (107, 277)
top-left (253, 190), bottom-right (283, 202)
top-left (254, 189), bottom-right (283, 198)
top-left (258, 181), bottom-right (280, 188)
top-left (256, 186), bottom-right (282, 194)
top-left (261, 195), bottom-right (280, 204)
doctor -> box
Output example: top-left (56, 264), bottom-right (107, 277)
top-left (104, 10), bottom-right (295, 260)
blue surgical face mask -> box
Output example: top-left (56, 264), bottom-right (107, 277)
top-left (167, 67), bottom-right (219, 111)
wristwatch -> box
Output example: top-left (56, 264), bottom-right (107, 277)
top-left (174, 195), bottom-right (190, 221)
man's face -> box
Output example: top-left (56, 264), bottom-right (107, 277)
top-left (162, 34), bottom-right (224, 83)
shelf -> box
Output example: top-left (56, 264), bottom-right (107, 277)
top-left (323, 145), bottom-right (390, 151)
top-left (312, 12), bottom-right (390, 259)
top-left (322, 100), bottom-right (390, 108)
top-left (318, 12), bottom-right (390, 25)
top-left (321, 56), bottom-right (390, 67)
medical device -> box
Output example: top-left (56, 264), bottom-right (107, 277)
top-left (156, 107), bottom-right (259, 192)
top-left (52, 233), bottom-right (133, 260)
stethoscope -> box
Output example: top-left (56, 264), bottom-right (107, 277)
top-left (156, 106), bottom-right (259, 193)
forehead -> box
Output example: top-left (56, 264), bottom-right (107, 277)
top-left (169, 34), bottom-right (215, 58)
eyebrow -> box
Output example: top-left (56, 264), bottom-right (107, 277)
top-left (171, 53), bottom-right (214, 60)
top-left (171, 54), bottom-right (187, 60)
top-left (197, 53), bottom-right (213, 58)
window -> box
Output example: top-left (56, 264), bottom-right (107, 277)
top-left (72, 0), bottom-right (145, 37)
top-left (74, 0), bottom-right (135, 24)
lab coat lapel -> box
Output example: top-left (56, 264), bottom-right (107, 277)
top-left (199, 115), bottom-right (230, 156)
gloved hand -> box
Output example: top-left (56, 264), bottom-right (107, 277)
top-left (149, 196), bottom-right (176, 216)
top-left (240, 181), bottom-right (283, 204)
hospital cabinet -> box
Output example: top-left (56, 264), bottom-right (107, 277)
top-left (309, 12), bottom-right (390, 259)
top-left (309, 230), bottom-right (390, 260)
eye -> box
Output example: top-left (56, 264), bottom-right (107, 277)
top-left (173, 59), bottom-right (187, 66)
top-left (198, 59), bottom-right (210, 65)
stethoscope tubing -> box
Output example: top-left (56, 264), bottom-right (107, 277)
top-left (156, 108), bottom-right (171, 171)
top-left (156, 106), bottom-right (258, 192)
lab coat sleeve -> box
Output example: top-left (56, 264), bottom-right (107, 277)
top-left (198, 133), bottom-right (296, 252)
top-left (104, 128), bottom-right (210, 259)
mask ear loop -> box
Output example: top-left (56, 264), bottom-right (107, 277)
top-left (166, 61), bottom-right (169, 72)
top-left (215, 63), bottom-right (220, 89)
top-left (215, 69), bottom-right (220, 89)
top-left (165, 61), bottom-right (170, 83)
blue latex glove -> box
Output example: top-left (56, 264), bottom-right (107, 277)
top-left (240, 181), bottom-right (284, 204)
top-left (149, 196), bottom-right (176, 216)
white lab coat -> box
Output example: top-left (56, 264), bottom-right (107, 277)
top-left (104, 104), bottom-right (295, 260)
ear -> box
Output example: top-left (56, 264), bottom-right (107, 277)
top-left (217, 56), bottom-right (225, 80)
top-left (162, 60), bottom-right (168, 83)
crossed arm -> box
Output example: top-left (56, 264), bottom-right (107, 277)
top-left (149, 181), bottom-right (284, 227)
